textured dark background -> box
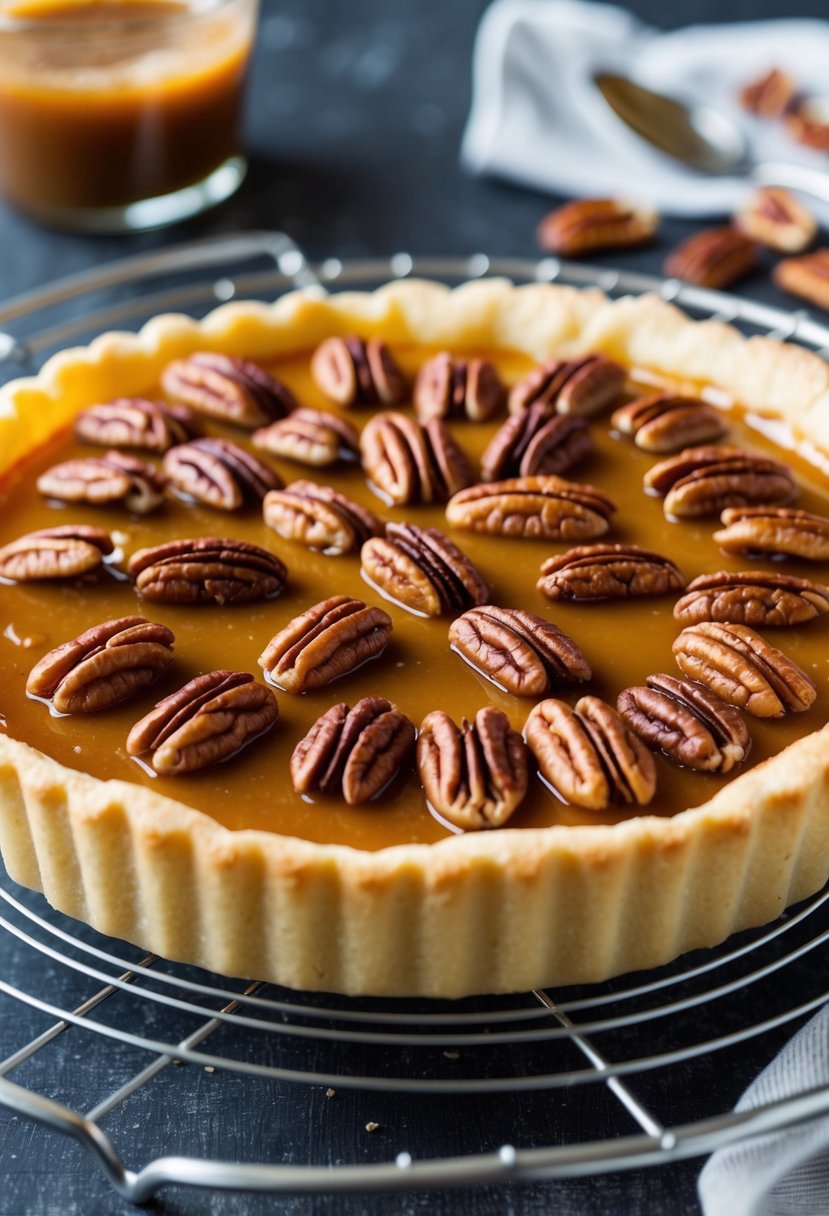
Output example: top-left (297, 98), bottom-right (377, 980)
top-left (2, 1), bottom-right (829, 1213)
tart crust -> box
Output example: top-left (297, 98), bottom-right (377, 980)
top-left (2, 278), bottom-right (829, 998)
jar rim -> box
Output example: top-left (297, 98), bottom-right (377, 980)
top-left (0, 0), bottom-right (235, 33)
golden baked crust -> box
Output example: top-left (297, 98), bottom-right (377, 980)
top-left (2, 277), bottom-right (829, 997)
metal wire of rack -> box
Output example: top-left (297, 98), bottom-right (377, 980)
top-left (2, 234), bottom-right (829, 1203)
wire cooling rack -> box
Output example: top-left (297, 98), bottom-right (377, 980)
top-left (2, 234), bottom-right (829, 1203)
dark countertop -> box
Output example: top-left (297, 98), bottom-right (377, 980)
top-left (2, 1), bottom-right (829, 1213)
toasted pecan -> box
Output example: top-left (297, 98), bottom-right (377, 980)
top-left (449, 606), bottom-right (590, 696)
top-left (264, 480), bottom-right (383, 556)
top-left (714, 506), bottom-right (829, 562)
top-left (361, 523), bottom-right (489, 618)
top-left (0, 526), bottom-right (114, 582)
top-left (162, 353), bottom-right (296, 428)
top-left (311, 336), bottom-right (408, 408)
top-left (537, 544), bottom-right (685, 602)
top-left (129, 537), bottom-right (287, 606)
top-left (618, 674), bottom-right (750, 774)
top-left (259, 596), bottom-right (392, 693)
top-left (127, 670), bottom-right (278, 775)
top-left (672, 622), bottom-right (816, 718)
top-left (525, 696), bottom-right (656, 811)
top-left (446, 475), bottom-right (615, 541)
top-left (674, 571), bottom-right (829, 627)
top-left (27, 616), bottom-right (174, 714)
top-left (291, 696), bottom-right (416, 804)
top-left (413, 352), bottom-right (505, 423)
top-left (418, 707), bottom-right (529, 831)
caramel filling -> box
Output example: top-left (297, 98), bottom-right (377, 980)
top-left (1, 345), bottom-right (828, 849)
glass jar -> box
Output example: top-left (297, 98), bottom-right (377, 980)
top-left (0, 0), bottom-right (257, 232)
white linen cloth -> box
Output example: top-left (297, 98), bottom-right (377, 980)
top-left (461, 0), bottom-right (829, 216)
top-left (698, 1004), bottom-right (829, 1216)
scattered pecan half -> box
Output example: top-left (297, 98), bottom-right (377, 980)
top-left (361, 523), bottom-right (489, 618)
top-left (164, 437), bottom-right (282, 510)
top-left (126, 670), bottom-right (278, 775)
top-left (75, 398), bottom-right (200, 453)
top-left (672, 622), bottom-right (816, 718)
top-left (536, 198), bottom-right (658, 256)
top-left (508, 355), bottom-right (625, 418)
top-left (786, 104), bottom-right (829, 151)
top-left (610, 394), bottom-right (728, 454)
top-left (480, 406), bottom-right (592, 481)
top-left (735, 187), bottom-right (817, 254)
top-left (537, 543), bottom-right (685, 602)
top-left (448, 605), bottom-right (590, 696)
top-left (311, 336), bottom-right (408, 408)
top-left (36, 451), bottom-right (165, 514)
top-left (643, 445), bottom-right (796, 519)
top-left (446, 475), bottom-right (616, 541)
top-left (290, 696), bottom-right (416, 804)
top-left (773, 249), bottom-right (829, 312)
top-left (252, 408), bottom-right (360, 467)
top-left (413, 352), bottom-right (505, 423)
top-left (161, 353), bottom-right (296, 428)
top-left (26, 616), bottom-right (174, 714)
top-left (674, 570), bottom-right (829, 627)
top-left (739, 67), bottom-right (795, 118)
top-left (129, 537), bottom-right (287, 606)
top-left (714, 506), bottom-right (829, 562)
top-left (664, 228), bottom-right (758, 289)
top-left (258, 595), bottom-right (392, 693)
top-left (418, 708), bottom-right (529, 831)
top-left (0, 526), bottom-right (114, 582)
top-left (525, 696), bottom-right (656, 812)
top-left (360, 411), bottom-right (473, 505)
top-left (263, 480), bottom-right (383, 555)
top-left (618, 673), bottom-right (750, 774)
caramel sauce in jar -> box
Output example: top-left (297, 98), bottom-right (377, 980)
top-left (0, 0), bottom-right (256, 226)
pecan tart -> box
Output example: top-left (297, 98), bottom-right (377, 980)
top-left (1, 279), bottom-right (829, 998)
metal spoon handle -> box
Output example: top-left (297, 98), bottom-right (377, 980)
top-left (753, 162), bottom-right (829, 206)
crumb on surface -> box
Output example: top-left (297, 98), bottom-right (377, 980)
top-left (325, 1087), bottom-right (336, 1099)
top-left (443, 1050), bottom-right (460, 1059)
top-left (365, 1121), bottom-right (380, 1133)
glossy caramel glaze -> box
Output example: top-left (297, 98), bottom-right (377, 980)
top-left (1, 345), bottom-right (828, 849)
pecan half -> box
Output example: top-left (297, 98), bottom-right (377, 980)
top-left (129, 537), bottom-right (287, 606)
top-left (126, 670), bottom-right (278, 775)
top-left (418, 708), bottom-right (529, 831)
top-left (75, 398), bottom-right (200, 453)
top-left (449, 605), bottom-right (590, 696)
top-left (714, 506), bottom-right (829, 562)
top-left (739, 67), bottom-right (795, 118)
top-left (611, 394), bottom-right (728, 454)
top-left (446, 475), bottom-right (615, 541)
top-left (161, 353), bottom-right (296, 428)
top-left (674, 570), bottom-right (829, 627)
top-left (664, 228), bottom-right (758, 289)
top-left (643, 445), bottom-right (796, 519)
top-left (536, 198), bottom-right (658, 256)
top-left (258, 596), bottom-right (392, 693)
top-left (508, 355), bottom-right (625, 418)
top-left (618, 673), bottom-right (750, 774)
top-left (290, 696), bottom-right (416, 804)
top-left (537, 543), bottom-right (685, 602)
top-left (360, 411), bottom-right (473, 506)
top-left (37, 452), bottom-right (165, 515)
top-left (0, 526), bottom-right (114, 582)
top-left (525, 696), bottom-right (656, 811)
top-left (263, 480), bottom-right (383, 556)
top-left (164, 437), bottom-right (282, 510)
top-left (773, 249), bottom-right (829, 312)
top-left (786, 104), bottom-right (829, 151)
top-left (735, 188), bottom-right (817, 254)
top-left (481, 405), bottom-right (592, 481)
top-left (26, 616), bottom-right (174, 714)
top-left (673, 622), bottom-right (816, 718)
top-left (413, 352), bottom-right (505, 423)
top-left (361, 523), bottom-right (489, 618)
top-left (311, 336), bottom-right (408, 408)
top-left (252, 408), bottom-right (359, 467)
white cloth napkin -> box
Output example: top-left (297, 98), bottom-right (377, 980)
top-left (698, 1004), bottom-right (829, 1216)
top-left (461, 0), bottom-right (829, 216)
